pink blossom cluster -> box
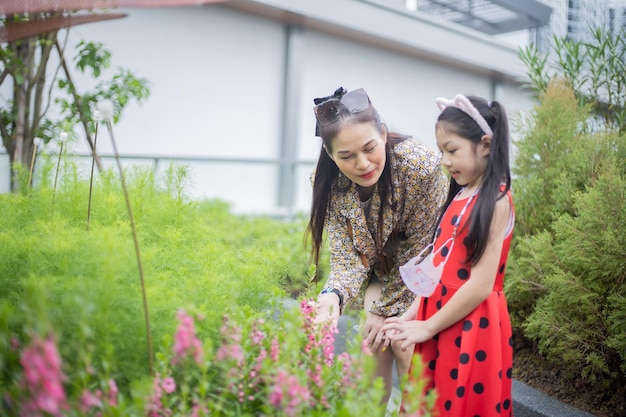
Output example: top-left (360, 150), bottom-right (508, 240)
top-left (215, 315), bottom-right (244, 365)
top-left (270, 336), bottom-right (280, 361)
top-left (268, 369), bottom-right (311, 417)
top-left (79, 379), bottom-right (119, 415)
top-left (18, 335), bottom-right (68, 417)
top-left (146, 374), bottom-right (177, 417)
top-left (337, 352), bottom-right (356, 388)
top-left (300, 299), bottom-right (338, 363)
top-left (300, 300), bottom-right (316, 354)
top-left (172, 309), bottom-right (204, 365)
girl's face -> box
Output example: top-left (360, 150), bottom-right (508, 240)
top-left (436, 126), bottom-right (490, 191)
top-left (327, 122), bottom-right (387, 190)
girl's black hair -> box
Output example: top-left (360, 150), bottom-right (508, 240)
top-left (435, 96), bottom-right (511, 265)
top-left (306, 94), bottom-right (409, 269)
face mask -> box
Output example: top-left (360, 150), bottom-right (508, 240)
top-left (399, 237), bottom-right (454, 297)
top-left (399, 187), bottom-right (479, 297)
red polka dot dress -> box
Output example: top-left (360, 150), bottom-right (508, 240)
top-left (413, 189), bottom-right (515, 417)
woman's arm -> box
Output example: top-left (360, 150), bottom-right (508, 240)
top-left (314, 199), bottom-right (369, 325)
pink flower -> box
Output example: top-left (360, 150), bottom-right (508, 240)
top-left (161, 377), bottom-right (176, 394)
top-left (300, 299), bottom-right (314, 316)
top-left (268, 369), bottom-right (287, 407)
top-left (79, 390), bottom-right (102, 413)
top-left (215, 343), bottom-right (244, 363)
top-left (268, 369), bottom-right (311, 417)
top-left (172, 309), bottom-right (204, 365)
top-left (146, 375), bottom-right (167, 417)
top-left (361, 338), bottom-right (373, 355)
top-left (320, 323), bottom-right (338, 366)
top-left (19, 335), bottom-right (68, 417)
top-left (189, 402), bottom-right (207, 417)
top-left (270, 336), bottom-right (280, 361)
top-left (251, 329), bottom-right (265, 345)
top-left (107, 379), bottom-right (119, 406)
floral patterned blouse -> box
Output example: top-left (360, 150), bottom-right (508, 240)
top-left (324, 138), bottom-right (447, 317)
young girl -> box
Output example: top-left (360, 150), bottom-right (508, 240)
top-left (308, 87), bottom-right (447, 407)
top-left (382, 94), bottom-right (515, 416)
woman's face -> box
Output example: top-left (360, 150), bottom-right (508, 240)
top-left (327, 122), bottom-right (387, 190)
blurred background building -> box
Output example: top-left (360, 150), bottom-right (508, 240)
top-left (532, 0), bottom-right (626, 48)
top-left (7, 0), bottom-right (619, 216)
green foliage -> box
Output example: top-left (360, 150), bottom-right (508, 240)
top-left (522, 163), bottom-right (626, 382)
top-left (508, 35), bottom-right (626, 392)
top-left (517, 26), bottom-right (626, 133)
top-left (511, 80), bottom-right (625, 236)
top-left (1, 300), bottom-right (436, 416)
top-left (55, 41), bottom-right (150, 136)
top-left (0, 27), bottom-right (150, 190)
top-left (0, 162), bottom-right (311, 396)
top-left (74, 40), bottom-right (112, 77)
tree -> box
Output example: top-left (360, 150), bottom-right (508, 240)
top-left (0, 11), bottom-right (150, 191)
top-left (506, 26), bottom-right (626, 412)
top-left (517, 27), bottom-right (626, 134)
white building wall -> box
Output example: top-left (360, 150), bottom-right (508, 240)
top-left (1, 1), bottom-right (534, 215)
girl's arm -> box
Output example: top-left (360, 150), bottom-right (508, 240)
top-left (382, 196), bottom-right (512, 350)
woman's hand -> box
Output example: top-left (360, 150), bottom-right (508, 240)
top-left (362, 312), bottom-right (388, 352)
top-left (314, 293), bottom-right (341, 328)
top-left (381, 317), bottom-right (435, 351)
top-left (379, 298), bottom-right (420, 351)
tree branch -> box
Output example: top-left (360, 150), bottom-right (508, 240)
top-left (31, 30), bottom-right (57, 138)
top-left (54, 38), bottom-right (103, 172)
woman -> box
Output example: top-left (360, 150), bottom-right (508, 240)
top-left (307, 86), bottom-right (447, 405)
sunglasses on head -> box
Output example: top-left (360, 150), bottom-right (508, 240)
top-left (313, 87), bottom-right (370, 127)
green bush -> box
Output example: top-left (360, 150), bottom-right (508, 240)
top-left (0, 158), bottom-right (436, 415)
top-left (507, 67), bottom-right (626, 393)
top-left (0, 161), bottom-right (312, 396)
top-left (511, 80), bottom-right (612, 235)
top-left (1, 299), bottom-right (435, 417)
top-left (512, 162), bottom-right (626, 382)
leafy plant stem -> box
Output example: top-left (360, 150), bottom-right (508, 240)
top-left (87, 123), bottom-right (98, 231)
top-left (27, 140), bottom-right (37, 193)
top-left (105, 120), bottom-right (154, 375)
top-left (51, 140), bottom-right (64, 218)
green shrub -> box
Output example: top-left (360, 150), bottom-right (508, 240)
top-left (521, 162), bottom-right (626, 383)
top-left (0, 162), bottom-right (312, 395)
top-left (1, 299), bottom-right (435, 417)
top-left (512, 80), bottom-right (605, 235)
top-left (507, 77), bottom-right (626, 392)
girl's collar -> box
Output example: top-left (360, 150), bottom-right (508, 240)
top-left (455, 186), bottom-right (480, 200)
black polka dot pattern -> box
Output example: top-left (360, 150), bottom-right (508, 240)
top-left (457, 268), bottom-right (469, 280)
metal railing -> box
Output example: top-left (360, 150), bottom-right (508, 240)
top-left (0, 151), bottom-right (318, 215)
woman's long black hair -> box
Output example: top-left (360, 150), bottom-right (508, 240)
top-left (306, 91), bottom-right (409, 268)
top-left (435, 96), bottom-right (511, 265)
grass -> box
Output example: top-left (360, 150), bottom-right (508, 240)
top-left (0, 160), bottom-right (314, 395)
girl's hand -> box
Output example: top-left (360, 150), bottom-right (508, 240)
top-left (314, 293), bottom-right (341, 328)
top-left (362, 312), bottom-right (387, 351)
top-left (382, 317), bottom-right (435, 351)
top-left (379, 311), bottom-right (412, 351)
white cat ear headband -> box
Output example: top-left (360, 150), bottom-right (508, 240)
top-left (435, 94), bottom-right (493, 137)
